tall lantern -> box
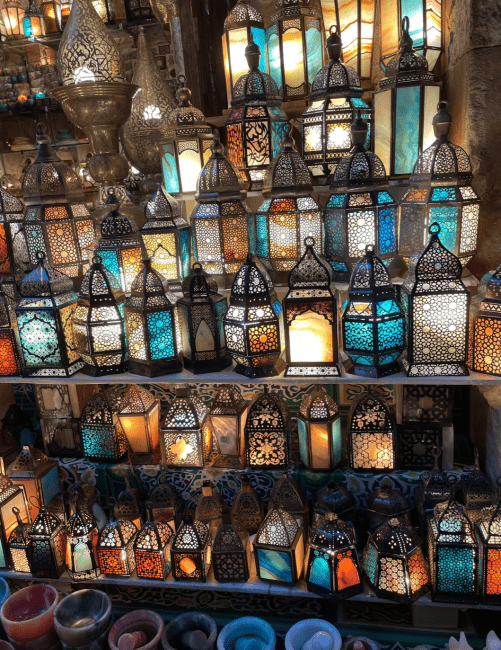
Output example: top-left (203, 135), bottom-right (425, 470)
top-left (96, 502), bottom-right (137, 577)
top-left (23, 0), bottom-right (44, 38)
top-left (415, 448), bottom-right (450, 541)
top-left (29, 505), bottom-right (67, 579)
top-left (213, 507), bottom-right (250, 583)
top-left (160, 76), bottom-right (213, 196)
top-left (0, 184), bottom-right (29, 294)
top-left (171, 515), bottom-right (212, 582)
top-left (457, 449), bottom-right (497, 521)
top-left (475, 479), bottom-right (501, 605)
top-left (117, 386), bottom-right (161, 464)
top-left (256, 126), bottom-right (322, 286)
top-left (208, 384), bottom-right (248, 469)
top-left (244, 387), bottom-right (290, 469)
top-left (115, 474), bottom-right (143, 531)
top-left (66, 503), bottom-right (100, 581)
top-left (470, 262), bottom-right (501, 376)
top-left (0, 287), bottom-right (22, 377)
top-left (0, 468), bottom-right (30, 570)
top-left (79, 390), bottom-right (128, 462)
top-left (134, 504), bottom-right (173, 580)
top-left (40, 0), bottom-right (61, 33)
top-left (349, 391), bottom-right (396, 471)
top-left (266, 0), bottom-right (325, 101)
top-left (373, 18), bottom-right (441, 179)
top-left (1, 0), bottom-right (24, 38)
top-left (195, 481), bottom-right (225, 531)
top-left (231, 479), bottom-right (264, 534)
top-left (342, 245), bottom-right (405, 378)
top-left (400, 223), bottom-right (470, 378)
top-left (297, 386), bottom-right (341, 470)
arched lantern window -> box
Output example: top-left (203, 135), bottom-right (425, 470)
top-left (79, 390), bottom-right (128, 462)
top-left (349, 391), bottom-right (396, 471)
top-left (244, 387), bottom-right (290, 469)
top-left (97, 500), bottom-right (137, 577)
top-left (29, 504), bottom-right (67, 579)
top-left (134, 503), bottom-right (173, 581)
top-left (231, 478), bottom-right (264, 534)
top-left (171, 515), bottom-right (212, 582)
top-left (195, 480), bottom-right (225, 531)
top-left (209, 385), bottom-right (248, 469)
top-left (297, 386), bottom-right (341, 470)
top-left (66, 503), bottom-right (100, 581)
top-left (271, 472), bottom-right (309, 535)
top-left (213, 506), bottom-right (250, 583)
top-left (118, 386), bottom-right (161, 464)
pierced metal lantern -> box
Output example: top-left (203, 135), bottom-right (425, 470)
top-left (97, 503), bottom-right (137, 577)
top-left (231, 478), bottom-right (264, 534)
top-left (374, 17), bottom-right (441, 179)
top-left (366, 481), bottom-right (412, 532)
top-left (118, 386), bottom-right (161, 464)
top-left (475, 479), bottom-right (501, 604)
top-left (402, 386), bottom-right (453, 425)
top-left (398, 428), bottom-right (444, 471)
top-left (0, 469), bottom-right (30, 569)
top-left (470, 262), bottom-right (501, 376)
top-left (195, 480), bottom-right (225, 531)
top-left (15, 252), bottom-right (81, 378)
top-left (209, 385), bottom-right (248, 469)
top-left (0, 286), bottom-right (22, 376)
top-left (134, 503), bottom-right (173, 580)
top-left (66, 503), bottom-right (100, 580)
top-left (415, 448), bottom-right (450, 540)
top-left (254, 505), bottom-right (304, 585)
top-left (115, 475), bottom-right (143, 530)
top-left (23, 0), bottom-right (43, 37)
top-left (160, 76), bottom-right (213, 196)
top-left (297, 386), bottom-right (341, 470)
top-left (72, 256), bottom-right (127, 376)
top-left (271, 472), bottom-right (309, 536)
top-left (40, 0), bottom-right (61, 33)
top-left (342, 245), bottom-right (405, 378)
top-left (139, 184), bottom-right (190, 292)
top-left (150, 469), bottom-right (180, 531)
top-left (256, 126), bottom-right (322, 286)
top-left (244, 387), bottom-right (290, 469)
top-left (1, 0), bottom-right (24, 38)
top-left (161, 386), bottom-right (213, 469)
top-left (284, 237), bottom-right (340, 377)
top-left (213, 506), bottom-right (250, 583)
top-left (40, 417), bottom-right (82, 459)
top-left (314, 481), bottom-right (355, 525)
top-left (306, 512), bottom-right (362, 600)
top-left (364, 518), bottom-right (430, 604)
top-left (8, 507), bottom-right (31, 572)
top-left (266, 0), bottom-right (325, 101)
top-left (401, 223), bottom-right (470, 378)
top-left (349, 391), bottom-right (396, 471)
top-left (79, 389), bottom-right (128, 461)
top-left (457, 449), bottom-right (497, 522)
top-left (171, 515), bottom-right (212, 582)
top-left (0, 184), bottom-right (28, 293)
top-left (226, 40), bottom-right (288, 190)
top-left (29, 505), bottom-right (67, 579)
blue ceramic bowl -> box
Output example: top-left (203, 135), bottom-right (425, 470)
top-left (0, 577), bottom-right (11, 640)
top-left (217, 617), bottom-right (275, 650)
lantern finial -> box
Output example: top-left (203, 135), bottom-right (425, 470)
top-left (433, 101), bottom-right (452, 139)
top-left (400, 16), bottom-right (413, 52)
top-left (176, 75), bottom-right (192, 107)
top-left (326, 25), bottom-right (342, 63)
top-left (350, 111), bottom-right (368, 150)
top-left (245, 33), bottom-right (261, 71)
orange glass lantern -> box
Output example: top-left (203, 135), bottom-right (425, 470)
top-left (476, 479), bottom-right (501, 604)
top-left (171, 515), bottom-right (212, 582)
top-left (0, 466), bottom-right (30, 570)
top-left (134, 504), bottom-right (173, 580)
top-left (118, 386), bottom-right (160, 464)
top-left (1, 0), bottom-right (24, 39)
top-left (97, 501), bottom-right (137, 577)
top-left (40, 0), bottom-right (61, 33)
top-left (0, 287), bottom-right (22, 376)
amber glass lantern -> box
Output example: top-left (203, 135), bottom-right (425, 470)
top-left (134, 504), bottom-right (173, 580)
top-left (29, 505), bottom-right (66, 579)
top-left (66, 504), bottom-right (100, 580)
top-left (118, 386), bottom-right (161, 464)
top-left (1, 0), bottom-right (24, 38)
top-left (195, 480), bottom-right (225, 531)
top-left (97, 502), bottom-right (137, 577)
top-left (8, 507), bottom-right (31, 572)
top-left (366, 482), bottom-right (412, 532)
top-left (22, 0), bottom-right (44, 38)
top-left (213, 506), bottom-right (250, 583)
top-left (271, 473), bottom-right (309, 535)
top-left (297, 386), bottom-right (341, 470)
top-left (40, 0), bottom-right (61, 33)
top-left (171, 515), bottom-right (212, 582)
top-left (231, 479), bottom-right (264, 534)
top-left (0, 184), bottom-right (28, 294)
top-left (0, 287), bottom-right (22, 377)
top-left (0, 469), bottom-right (30, 569)
top-left (209, 385), bottom-right (248, 469)
top-left (349, 391), bottom-right (396, 471)
top-left (79, 390), bottom-right (128, 461)
top-left (244, 387), bottom-right (290, 469)
top-left (475, 479), bottom-right (501, 604)
top-left (60, 0), bottom-right (71, 24)
top-left (470, 262), bottom-right (501, 376)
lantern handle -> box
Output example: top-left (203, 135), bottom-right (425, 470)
top-left (177, 75), bottom-right (186, 87)
top-left (429, 222), bottom-right (441, 235)
top-left (36, 122), bottom-right (46, 137)
top-left (304, 236), bottom-right (315, 249)
top-left (35, 250), bottom-right (46, 261)
top-left (92, 255), bottom-right (102, 265)
top-left (329, 25), bottom-right (338, 36)
top-left (485, 477), bottom-right (501, 541)
top-left (401, 16), bottom-right (410, 37)
top-left (437, 100), bottom-right (449, 112)
top-left (29, 495), bottom-right (41, 511)
top-left (145, 500), bottom-right (153, 520)
top-left (192, 262), bottom-right (203, 273)
top-left (284, 122), bottom-right (292, 137)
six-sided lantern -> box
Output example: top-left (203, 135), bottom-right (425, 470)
top-left (471, 262), bottom-right (501, 376)
top-left (195, 480), bottom-right (225, 531)
top-left (297, 386), bottom-right (341, 470)
top-left (79, 389), bottom-right (128, 461)
top-left (134, 504), bottom-right (174, 580)
top-left (349, 391), bottom-right (396, 471)
top-left (0, 286), bottom-right (22, 376)
top-left (213, 506), bottom-right (250, 583)
top-left (209, 384), bottom-right (248, 468)
top-left (314, 482), bottom-right (356, 526)
top-left (115, 474), bottom-right (143, 531)
top-left (29, 505), bottom-right (67, 579)
top-left (66, 503), bottom-right (100, 581)
top-left (150, 468), bottom-right (180, 531)
top-left (0, 466), bottom-right (30, 569)
top-left (118, 385), bottom-right (161, 464)
top-left (244, 387), bottom-right (290, 469)
top-left (415, 448), bottom-right (450, 542)
top-left (366, 481), bottom-right (412, 532)
top-left (40, 0), bottom-right (61, 33)
top-left (171, 515), bottom-right (212, 582)
top-left (97, 501), bottom-right (138, 577)
top-left (231, 478), bottom-right (264, 534)
top-left (475, 478), bottom-right (501, 604)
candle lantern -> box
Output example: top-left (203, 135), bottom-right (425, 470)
top-left (0, 286), bottom-right (22, 376)
top-left (266, 0), bottom-right (325, 101)
top-left (192, 130), bottom-right (255, 286)
top-left (161, 386), bottom-right (213, 469)
top-left (401, 223), bottom-right (470, 377)
top-left (457, 449), bottom-right (497, 521)
top-left (297, 386), bottom-right (341, 470)
top-left (118, 386), bottom-right (161, 464)
top-left (8, 507), bottom-right (31, 572)
top-left (366, 482), bottom-right (412, 532)
top-left (209, 385), bottom-right (248, 469)
top-left (314, 482), bottom-right (355, 525)
top-left (402, 386), bottom-right (454, 425)
top-left (470, 261), bottom-right (501, 376)
top-left (0, 184), bottom-right (28, 292)
top-left (415, 448), bottom-right (450, 541)
top-left (284, 238), bottom-right (340, 377)
top-left (40, 0), bottom-right (60, 33)
top-left (231, 479), bottom-right (264, 534)
top-left (342, 245), bottom-right (405, 378)
top-left (8, 446), bottom-right (59, 521)
top-left (150, 469), bottom-right (180, 531)
top-left (134, 503), bottom-right (173, 580)
top-left (0, 468), bottom-right (30, 569)
top-left (79, 390), bottom-right (128, 461)
top-left (349, 391), bottom-right (396, 471)
top-left (475, 479), bottom-right (501, 604)
top-left (115, 475), bottom-right (143, 531)
top-left (306, 513), bottom-right (362, 600)
top-left (29, 505), bottom-right (66, 579)
top-left (254, 505), bottom-right (304, 585)
top-left (177, 263), bottom-right (232, 374)
top-left (23, 0), bottom-right (43, 37)
top-left (244, 387), bottom-right (290, 469)
top-left (195, 481), bottom-right (225, 531)
top-left (66, 503), bottom-right (100, 580)
top-left (1, 0), bottom-right (24, 38)
top-left (271, 472), bottom-right (309, 535)
top-left (171, 515), bottom-right (212, 582)
top-left (213, 506), bottom-right (250, 583)
top-left (97, 501), bottom-right (137, 576)
top-left (256, 126), bottom-right (322, 285)
top-left (364, 518), bottom-right (430, 604)
top-left (374, 18), bottom-right (441, 179)
top-left (160, 76), bottom-right (212, 196)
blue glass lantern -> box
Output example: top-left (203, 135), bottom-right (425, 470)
top-left (342, 245), bottom-right (405, 377)
top-left (79, 389), bottom-right (128, 462)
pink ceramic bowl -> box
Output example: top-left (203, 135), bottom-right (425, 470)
top-left (109, 611), bottom-right (164, 650)
top-left (1, 584), bottom-right (59, 642)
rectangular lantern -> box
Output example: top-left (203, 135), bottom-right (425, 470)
top-left (209, 385), bottom-right (248, 469)
top-left (402, 386), bottom-right (453, 425)
top-left (1, 0), bottom-right (25, 39)
top-left (171, 516), bottom-right (212, 582)
top-left (349, 391), bottom-right (396, 471)
top-left (40, 0), bottom-right (60, 33)
top-left (134, 516), bottom-right (173, 580)
top-left (231, 479), bottom-right (264, 535)
top-left (29, 506), bottom-right (67, 579)
top-left (470, 264), bottom-right (501, 376)
top-left (297, 386), bottom-right (341, 470)
top-left (118, 386), bottom-right (160, 464)
top-left (8, 510), bottom-right (31, 573)
top-left (79, 390), bottom-right (128, 462)
top-left (97, 516), bottom-right (137, 577)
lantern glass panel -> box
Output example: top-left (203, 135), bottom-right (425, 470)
top-left (79, 390), bottom-right (128, 461)
top-left (244, 389), bottom-right (290, 469)
top-left (118, 386), bottom-right (160, 461)
top-left (254, 506), bottom-right (303, 585)
top-left (171, 516), bottom-right (212, 582)
top-left (1, 0), bottom-right (24, 37)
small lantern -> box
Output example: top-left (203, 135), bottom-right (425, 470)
top-left (0, 184), bottom-right (28, 293)
top-left (224, 254), bottom-right (284, 378)
top-left (72, 256), bottom-right (128, 376)
top-left (213, 506), bottom-right (250, 582)
top-left (366, 481), bottom-right (412, 532)
top-left (195, 480), bottom-right (225, 531)
top-left (29, 505), bottom-right (67, 579)
top-left (40, 417), bottom-right (82, 459)
top-left (116, 475), bottom-right (143, 531)
top-left (349, 391), bottom-right (396, 471)
top-left (284, 237), bottom-right (340, 377)
top-left (244, 387), bottom-right (290, 469)
top-left (398, 428), bottom-right (443, 471)
top-left (22, 0), bottom-right (44, 37)
top-left (0, 286), bottom-right (22, 377)
top-left (161, 386), bottom-right (213, 469)
top-left (97, 502), bottom-right (137, 577)
top-left (1, 0), bottom-right (24, 39)
top-left (415, 448), bottom-right (450, 541)
top-left (470, 262), bottom-right (501, 376)
top-left (117, 386), bottom-right (161, 464)
top-left (209, 385), bottom-right (248, 469)
top-left (79, 390), bottom-right (128, 461)
top-left (150, 468), bottom-right (180, 531)
top-left (314, 481), bottom-right (355, 525)
top-left (402, 386), bottom-right (454, 426)
top-left (364, 518), bottom-right (430, 604)
top-left (171, 515), bottom-right (212, 582)
top-left (342, 245), bottom-right (405, 377)
top-left (124, 0), bottom-right (152, 22)
top-left (271, 473), bottom-right (309, 536)
top-left (306, 513), bottom-right (363, 600)
top-left (61, 0), bottom-right (71, 24)
top-left (400, 223), bottom-right (470, 378)
top-left (177, 263), bottom-right (232, 374)
top-left (134, 503), bottom-right (173, 580)
top-left (66, 504), bottom-right (100, 581)
top-left (231, 478), bottom-right (264, 534)
top-left (254, 505), bottom-right (304, 585)
top-left (475, 479), bottom-right (501, 604)
top-left (8, 507), bottom-right (31, 572)
top-left (0, 466), bottom-right (30, 569)
top-left (160, 76), bottom-right (212, 196)
top-left (266, 0), bottom-right (325, 101)
top-left (40, 0), bottom-right (61, 33)
top-left (457, 449), bottom-right (497, 522)
top-left (297, 386), bottom-right (341, 470)
top-left (192, 130), bottom-right (255, 286)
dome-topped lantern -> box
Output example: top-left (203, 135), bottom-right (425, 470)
top-left (314, 481), bottom-right (355, 524)
top-left (297, 386), bottom-right (341, 471)
top-left (400, 102), bottom-right (480, 267)
top-left (271, 472), bottom-right (309, 535)
top-left (213, 506), bottom-right (250, 583)
top-left (191, 130), bottom-right (255, 287)
top-left (231, 479), bottom-right (264, 534)
top-left (415, 448), bottom-right (451, 542)
top-left (349, 391), bottom-right (396, 471)
top-left (29, 504), bottom-right (67, 579)
top-left (133, 502), bottom-right (174, 581)
top-left (97, 500), bottom-right (137, 577)
top-left (470, 261), bottom-right (501, 376)
top-left (366, 481), bottom-right (412, 532)
top-left (401, 223), bottom-right (470, 377)
top-left (457, 448), bottom-right (497, 520)
top-left (66, 502), bottom-right (100, 581)
top-left (244, 387), bottom-right (290, 469)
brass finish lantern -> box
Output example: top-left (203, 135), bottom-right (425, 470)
top-left (297, 386), bottom-right (341, 470)
top-left (209, 385), bottom-right (248, 469)
top-left (150, 469), bottom-right (180, 531)
top-left (349, 391), bottom-right (396, 471)
top-left (244, 387), bottom-right (290, 469)
top-left (271, 472), bottom-right (309, 535)
top-left (29, 505), bottom-right (67, 579)
top-left (134, 503), bottom-right (173, 580)
top-left (366, 482), bottom-right (412, 532)
top-left (470, 262), bottom-right (501, 376)
top-left (0, 184), bottom-right (29, 292)
top-left (1, 0), bottom-right (24, 38)
top-left (0, 467), bottom-right (30, 569)
top-left (79, 389), bottom-right (128, 461)
top-left (457, 449), bottom-right (497, 522)
top-left (195, 480), bottom-right (225, 531)
top-left (8, 507), bottom-right (31, 572)
top-left (23, 0), bottom-right (44, 37)
top-left (118, 386), bottom-right (161, 464)
top-left (116, 475), bottom-right (143, 530)
top-left (66, 503), bottom-right (100, 580)
top-left (40, 0), bottom-right (61, 33)
top-left (0, 287), bottom-right (22, 377)
top-left (213, 506), bottom-right (250, 583)
top-left (231, 479), bottom-right (264, 534)
top-left (97, 501), bottom-right (137, 577)
top-left (171, 515), bottom-right (212, 582)
top-left (475, 479), bottom-right (501, 604)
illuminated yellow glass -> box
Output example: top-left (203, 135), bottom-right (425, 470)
top-left (288, 310), bottom-right (333, 363)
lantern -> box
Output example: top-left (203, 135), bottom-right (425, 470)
top-left (150, 469), bottom-right (180, 531)
top-left (256, 126), bottom-right (322, 285)
top-left (0, 467), bottom-right (30, 569)
top-left (96, 503), bottom-right (137, 577)
top-left (66, 504), bottom-right (100, 580)
top-left (40, 0), bottom-right (61, 33)
top-left (244, 387), bottom-right (290, 469)
top-left (374, 18), bottom-right (441, 179)
top-left (475, 479), bottom-right (501, 604)
top-left (224, 255), bottom-right (284, 377)
top-left (342, 246), bottom-right (405, 377)
top-left (1, 0), bottom-right (24, 38)
top-left (366, 482), bottom-right (412, 532)
top-left (8, 446), bottom-right (59, 521)
top-left (22, 0), bottom-right (43, 37)
top-left (297, 386), bottom-right (341, 470)
top-left (213, 506), bottom-right (250, 582)
top-left (171, 515), bottom-right (212, 582)
top-left (192, 130), bottom-right (255, 286)
top-left (415, 448), bottom-right (450, 541)
top-left (266, 0), bottom-right (325, 101)
top-left (124, 0), bottom-right (152, 22)
top-left (0, 184), bottom-right (29, 295)
top-left (61, 0), bottom-right (71, 24)
top-left (302, 28), bottom-right (371, 182)
top-left (223, 0), bottom-right (268, 105)
top-left (209, 385), bottom-right (248, 469)
top-left (402, 386), bottom-right (454, 425)
top-left (470, 262), bottom-right (501, 376)
top-left (117, 386), bottom-right (161, 464)
top-left (314, 482), bottom-right (355, 526)
top-left (72, 256), bottom-right (127, 376)
top-left (115, 475), bottom-right (143, 531)
top-left (400, 223), bottom-right (470, 377)
top-left (79, 390), bottom-right (128, 461)
top-left (139, 184), bottom-right (190, 292)
top-left (160, 76), bottom-right (212, 196)
top-left (177, 263), bottom-right (232, 374)
top-left (8, 507), bottom-right (31, 572)
top-left (457, 449), bottom-right (497, 522)
top-left (226, 39), bottom-right (288, 190)
top-left (40, 417), bottom-right (82, 459)
top-left (364, 518), bottom-right (430, 604)
top-left (283, 237), bottom-right (340, 376)
top-left (254, 505), bottom-right (304, 585)
top-left (271, 473), bottom-right (309, 535)
top-left (161, 386), bottom-right (213, 469)
top-left (29, 505), bottom-right (67, 579)
top-left (134, 504), bottom-right (173, 580)
top-left (398, 428), bottom-right (444, 471)
top-left (0, 286), bottom-right (22, 376)
top-left (349, 391), bottom-right (396, 471)
top-left (195, 481), bottom-right (225, 531)
top-left (231, 478), bottom-right (264, 534)
top-left (15, 252), bottom-right (81, 378)
top-left (306, 513), bottom-right (362, 600)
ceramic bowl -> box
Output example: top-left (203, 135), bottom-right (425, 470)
top-left (109, 611), bottom-right (164, 650)
top-left (217, 617), bottom-right (275, 650)
top-left (0, 642), bottom-right (15, 650)
top-left (162, 613), bottom-right (217, 650)
top-left (1, 585), bottom-right (59, 643)
top-left (285, 620), bottom-right (342, 650)
top-left (54, 590), bottom-right (112, 647)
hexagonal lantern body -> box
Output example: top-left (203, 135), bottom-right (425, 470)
top-left (297, 386), bottom-right (341, 470)
top-left (171, 515), bottom-right (212, 582)
top-left (149, 469), bottom-right (180, 532)
top-left (29, 505), bottom-right (67, 579)
top-left (456, 449), bottom-right (497, 522)
top-left (97, 508), bottom-right (137, 577)
top-left (118, 386), bottom-right (161, 464)
top-left (475, 482), bottom-right (501, 605)
top-left (134, 508), bottom-right (173, 580)
top-left (79, 390), bottom-right (128, 462)
top-left (244, 388), bottom-right (290, 470)
top-left (349, 391), bottom-right (396, 471)
top-left (66, 504), bottom-right (100, 580)
top-left (209, 385), bottom-right (248, 468)
top-left (414, 449), bottom-right (450, 542)
top-left (195, 480), bottom-right (225, 531)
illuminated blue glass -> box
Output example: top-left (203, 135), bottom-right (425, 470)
top-left (266, 25), bottom-right (282, 92)
top-left (351, 354), bottom-right (373, 365)
top-left (98, 250), bottom-right (121, 285)
top-left (17, 310), bottom-right (61, 367)
top-left (258, 548), bottom-right (292, 582)
top-left (379, 352), bottom-right (400, 365)
top-left (310, 553), bottom-right (331, 590)
top-left (180, 228), bottom-right (190, 278)
top-left (298, 418), bottom-right (308, 467)
top-left (395, 86), bottom-right (421, 176)
top-left (352, 98), bottom-right (368, 108)
top-left (437, 547), bottom-right (475, 594)
top-left (256, 214), bottom-right (269, 258)
top-left (377, 191), bottom-right (394, 204)
top-left (332, 418), bottom-right (342, 467)
top-left (162, 151), bottom-right (180, 195)
top-left (0, 541), bottom-right (5, 568)
top-left (251, 26), bottom-right (267, 74)
top-left (23, 16), bottom-right (33, 37)
top-left (259, 199), bottom-right (272, 211)
top-left (377, 318), bottom-right (404, 350)
top-left (41, 466), bottom-right (60, 505)
top-left (332, 262), bottom-right (348, 273)
top-left (364, 544), bottom-right (378, 583)
top-left (326, 194), bottom-right (345, 208)
top-left (344, 320), bottom-right (373, 351)
top-left (146, 311), bottom-right (175, 359)
top-left (429, 205), bottom-right (459, 251)
top-left (376, 300), bottom-right (401, 316)
top-left (402, 0), bottom-right (424, 47)
top-left (378, 207), bottom-right (397, 254)
top-left (324, 212), bottom-right (344, 257)
top-left (82, 426), bottom-right (117, 460)
top-left (271, 121), bottom-right (289, 157)
top-left (431, 187), bottom-right (457, 202)
top-left (193, 203), bottom-right (221, 216)
top-left (248, 214), bottom-right (256, 255)
top-left (306, 25), bottom-right (322, 85)
top-left (272, 300), bottom-right (282, 315)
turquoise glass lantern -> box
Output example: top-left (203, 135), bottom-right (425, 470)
top-left (79, 389), bottom-right (128, 462)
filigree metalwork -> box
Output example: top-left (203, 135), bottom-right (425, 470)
top-left (297, 386), bottom-right (341, 470)
top-left (171, 515), bottom-right (212, 582)
top-left (29, 505), bottom-right (66, 579)
top-left (244, 387), bottom-right (290, 469)
top-left (349, 391), bottom-right (396, 471)
top-left (79, 389), bottom-right (128, 461)
top-left (231, 479), bottom-right (264, 534)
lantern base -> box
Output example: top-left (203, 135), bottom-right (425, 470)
top-left (210, 454), bottom-right (246, 469)
top-left (370, 584), bottom-right (428, 605)
top-left (128, 358), bottom-right (183, 378)
top-left (306, 580), bottom-right (363, 601)
top-left (343, 357), bottom-right (401, 379)
top-left (233, 359), bottom-right (284, 379)
top-left (68, 567), bottom-right (101, 581)
top-left (402, 354), bottom-right (469, 378)
top-left (79, 361), bottom-right (128, 377)
top-left (182, 352), bottom-right (233, 375)
top-left (430, 589), bottom-right (479, 605)
top-left (21, 359), bottom-right (85, 378)
top-left (284, 363), bottom-right (341, 377)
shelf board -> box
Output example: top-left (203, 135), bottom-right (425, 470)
top-left (0, 141), bottom-right (89, 155)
